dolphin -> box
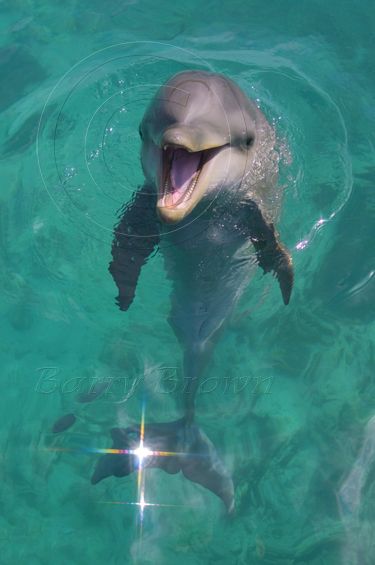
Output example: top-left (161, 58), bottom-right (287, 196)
top-left (92, 71), bottom-right (293, 510)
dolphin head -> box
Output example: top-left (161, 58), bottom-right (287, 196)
top-left (140, 70), bottom-right (267, 223)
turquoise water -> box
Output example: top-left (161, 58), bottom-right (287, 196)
top-left (1, 1), bottom-right (375, 563)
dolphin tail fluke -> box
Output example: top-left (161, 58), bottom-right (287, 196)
top-left (181, 423), bottom-right (235, 512)
top-left (91, 418), bottom-right (234, 512)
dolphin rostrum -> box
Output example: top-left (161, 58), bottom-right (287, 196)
top-left (92, 71), bottom-right (293, 510)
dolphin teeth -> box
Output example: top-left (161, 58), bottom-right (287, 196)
top-left (163, 176), bottom-right (171, 197)
top-left (181, 171), bottom-right (200, 203)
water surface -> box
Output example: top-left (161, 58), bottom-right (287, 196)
top-left (1, 1), bottom-right (375, 563)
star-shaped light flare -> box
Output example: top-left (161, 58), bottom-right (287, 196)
top-left (44, 401), bottom-right (186, 538)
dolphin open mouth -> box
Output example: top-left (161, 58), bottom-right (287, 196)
top-left (157, 145), bottom-right (224, 222)
top-left (160, 147), bottom-right (204, 208)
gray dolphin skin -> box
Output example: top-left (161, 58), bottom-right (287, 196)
top-left (92, 71), bottom-right (293, 510)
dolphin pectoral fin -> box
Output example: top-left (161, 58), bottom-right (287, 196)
top-left (109, 184), bottom-right (160, 311)
top-left (274, 243), bottom-right (294, 306)
top-left (242, 199), bottom-right (294, 305)
top-left (91, 420), bottom-right (234, 511)
top-left (254, 230), bottom-right (294, 305)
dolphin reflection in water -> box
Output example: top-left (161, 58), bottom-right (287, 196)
top-left (92, 71), bottom-right (293, 511)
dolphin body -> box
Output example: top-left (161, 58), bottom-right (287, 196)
top-left (92, 71), bottom-right (293, 511)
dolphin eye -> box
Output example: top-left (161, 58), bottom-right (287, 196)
top-left (138, 127), bottom-right (143, 140)
top-left (245, 136), bottom-right (254, 148)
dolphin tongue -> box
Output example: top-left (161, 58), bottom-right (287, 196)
top-left (168, 149), bottom-right (201, 205)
